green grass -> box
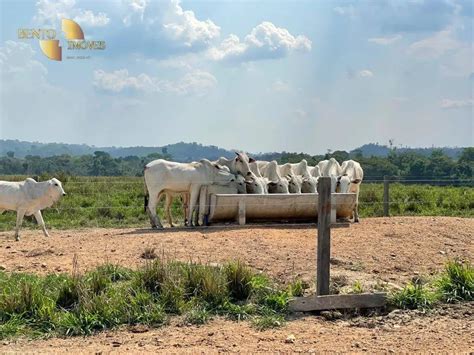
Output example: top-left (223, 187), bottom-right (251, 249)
top-left (436, 259), bottom-right (473, 303)
top-left (389, 259), bottom-right (473, 310)
top-left (359, 183), bottom-right (474, 218)
top-left (1, 260), bottom-right (472, 339)
top-left (389, 283), bottom-right (437, 310)
top-left (0, 260), bottom-right (300, 340)
top-left (0, 176), bottom-right (472, 231)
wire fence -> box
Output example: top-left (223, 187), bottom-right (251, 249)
top-left (0, 176), bottom-right (472, 230)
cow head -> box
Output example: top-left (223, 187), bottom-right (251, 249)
top-left (267, 178), bottom-right (289, 194)
top-left (233, 174), bottom-right (247, 194)
top-left (301, 176), bottom-right (317, 193)
top-left (245, 173), bottom-right (267, 194)
top-left (49, 178), bottom-right (66, 199)
top-left (200, 159), bottom-right (235, 185)
top-left (234, 152), bottom-right (254, 176)
top-left (286, 174), bottom-right (302, 194)
top-left (336, 174), bottom-right (362, 193)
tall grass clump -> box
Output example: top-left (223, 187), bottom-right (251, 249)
top-left (436, 259), bottom-right (473, 303)
top-left (0, 258), bottom-right (308, 340)
top-left (389, 282), bottom-right (436, 310)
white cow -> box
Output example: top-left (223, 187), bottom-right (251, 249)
top-left (198, 175), bottom-right (247, 225)
top-left (247, 161), bottom-right (268, 194)
top-left (263, 161), bottom-right (289, 193)
top-left (338, 160), bottom-right (364, 222)
top-left (292, 160), bottom-right (318, 193)
top-left (216, 152), bottom-right (254, 176)
top-left (256, 160), bottom-right (270, 174)
top-left (309, 165), bottom-right (321, 178)
top-left (279, 163), bottom-right (302, 193)
top-left (318, 158), bottom-right (342, 192)
top-left (319, 158), bottom-right (342, 177)
top-left (0, 178), bottom-right (66, 241)
top-left (144, 159), bottom-right (235, 228)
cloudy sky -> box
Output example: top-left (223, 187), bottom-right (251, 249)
top-left (0, 0), bottom-right (472, 154)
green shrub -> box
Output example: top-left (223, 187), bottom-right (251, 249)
top-left (436, 260), bottom-right (473, 303)
top-left (390, 283), bottom-right (436, 310)
top-left (0, 260), bottom-right (301, 338)
top-left (184, 306), bottom-right (211, 325)
top-left (224, 261), bottom-right (254, 301)
top-left (351, 280), bottom-right (364, 294)
top-left (183, 263), bottom-right (228, 307)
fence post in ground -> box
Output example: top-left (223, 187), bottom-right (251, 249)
top-left (383, 175), bottom-right (390, 217)
top-left (317, 176), bottom-right (331, 296)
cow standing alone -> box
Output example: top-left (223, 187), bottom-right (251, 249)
top-left (0, 178), bottom-right (66, 241)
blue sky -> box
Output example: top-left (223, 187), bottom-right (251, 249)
top-left (0, 0), bottom-right (472, 154)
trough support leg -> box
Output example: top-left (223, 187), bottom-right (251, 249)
top-left (238, 199), bottom-right (246, 225)
top-left (330, 196), bottom-right (337, 224)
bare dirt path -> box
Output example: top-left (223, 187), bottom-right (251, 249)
top-left (0, 217), bottom-right (472, 352)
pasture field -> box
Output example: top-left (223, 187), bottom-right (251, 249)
top-left (0, 175), bottom-right (472, 230)
top-left (0, 217), bottom-right (472, 352)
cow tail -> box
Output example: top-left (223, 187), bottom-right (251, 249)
top-left (143, 166), bottom-right (149, 213)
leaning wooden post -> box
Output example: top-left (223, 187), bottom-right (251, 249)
top-left (317, 176), bottom-right (331, 296)
top-left (383, 175), bottom-right (390, 217)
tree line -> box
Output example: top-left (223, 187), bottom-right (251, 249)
top-left (0, 148), bottom-right (472, 181)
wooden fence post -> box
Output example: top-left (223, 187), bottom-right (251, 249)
top-left (383, 175), bottom-right (389, 217)
top-left (317, 176), bottom-right (331, 296)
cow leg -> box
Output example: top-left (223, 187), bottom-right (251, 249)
top-left (198, 186), bottom-right (207, 226)
top-left (15, 210), bottom-right (25, 241)
top-left (182, 193), bottom-right (189, 226)
top-left (354, 203), bottom-right (360, 223)
top-left (187, 185), bottom-right (201, 227)
top-left (193, 201), bottom-right (200, 227)
top-left (34, 210), bottom-right (50, 237)
top-left (146, 193), bottom-right (163, 229)
top-left (164, 193), bottom-right (174, 227)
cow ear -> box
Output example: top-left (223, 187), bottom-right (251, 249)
top-left (248, 157), bottom-right (256, 163)
top-left (351, 179), bottom-right (361, 184)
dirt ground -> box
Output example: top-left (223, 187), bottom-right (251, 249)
top-left (0, 217), bottom-right (473, 353)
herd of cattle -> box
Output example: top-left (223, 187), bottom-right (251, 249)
top-left (0, 152), bottom-right (363, 240)
top-left (144, 153), bottom-right (363, 228)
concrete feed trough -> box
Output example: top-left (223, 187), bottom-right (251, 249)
top-left (206, 193), bottom-right (357, 225)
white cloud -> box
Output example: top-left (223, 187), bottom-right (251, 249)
top-left (440, 99), bottom-right (473, 109)
top-left (171, 70), bottom-right (217, 96)
top-left (208, 22), bottom-right (311, 63)
top-left (34, 0), bottom-right (110, 27)
top-left (123, 0), bottom-right (148, 25)
top-left (92, 69), bottom-right (158, 93)
top-left (368, 34), bottom-right (402, 45)
top-left (0, 41), bottom-right (47, 85)
top-left (162, 0), bottom-right (220, 47)
top-left (357, 69), bottom-right (374, 78)
top-left (73, 10), bottom-right (110, 27)
top-left (123, 0), bottom-right (220, 48)
top-left (408, 27), bottom-right (461, 59)
top-left (333, 5), bottom-right (355, 17)
top-left (93, 68), bottom-right (217, 96)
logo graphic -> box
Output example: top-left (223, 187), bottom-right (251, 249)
top-left (18, 19), bottom-right (105, 61)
